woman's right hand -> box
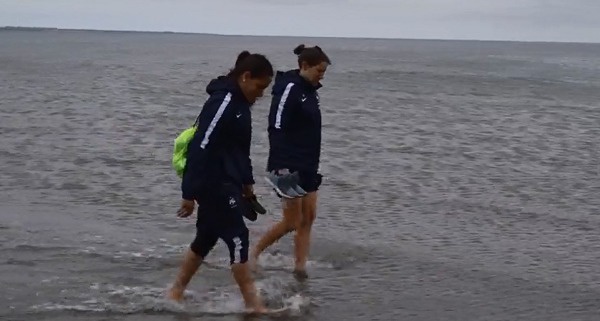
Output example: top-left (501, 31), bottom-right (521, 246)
top-left (177, 199), bottom-right (196, 218)
top-left (242, 184), bottom-right (255, 198)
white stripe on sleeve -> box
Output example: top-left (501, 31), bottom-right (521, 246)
top-left (274, 83), bottom-right (294, 129)
top-left (200, 93), bottom-right (232, 149)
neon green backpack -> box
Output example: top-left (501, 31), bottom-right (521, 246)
top-left (172, 125), bottom-right (197, 178)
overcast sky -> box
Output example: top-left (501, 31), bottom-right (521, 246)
top-left (1, 0), bottom-right (599, 43)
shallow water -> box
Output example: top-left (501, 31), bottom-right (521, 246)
top-left (1, 30), bottom-right (600, 320)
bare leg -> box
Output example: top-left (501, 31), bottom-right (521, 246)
top-left (231, 262), bottom-right (268, 313)
top-left (167, 248), bottom-right (203, 301)
top-left (293, 192), bottom-right (317, 275)
top-left (250, 198), bottom-right (301, 265)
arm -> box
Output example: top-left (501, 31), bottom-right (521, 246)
top-left (181, 92), bottom-right (234, 200)
top-left (242, 131), bottom-right (255, 186)
top-left (241, 128), bottom-right (255, 199)
top-left (181, 168), bottom-right (196, 201)
top-left (273, 83), bottom-right (302, 131)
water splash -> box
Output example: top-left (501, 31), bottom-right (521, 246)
top-left (30, 277), bottom-right (309, 316)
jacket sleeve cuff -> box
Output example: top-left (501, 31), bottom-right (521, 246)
top-left (243, 176), bottom-right (255, 185)
top-left (181, 189), bottom-right (195, 201)
top-left (181, 177), bottom-right (195, 200)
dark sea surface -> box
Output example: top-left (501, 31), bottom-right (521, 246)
top-left (1, 30), bottom-right (599, 321)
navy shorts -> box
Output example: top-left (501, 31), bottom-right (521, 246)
top-left (291, 170), bottom-right (323, 193)
top-left (190, 183), bottom-right (250, 265)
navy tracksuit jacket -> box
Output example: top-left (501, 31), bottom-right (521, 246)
top-left (181, 76), bottom-right (254, 201)
top-left (267, 69), bottom-right (322, 174)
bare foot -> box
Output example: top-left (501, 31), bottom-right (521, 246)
top-left (166, 286), bottom-right (185, 302)
top-left (293, 269), bottom-right (308, 281)
top-left (245, 305), bottom-right (269, 314)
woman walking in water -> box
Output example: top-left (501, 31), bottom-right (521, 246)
top-left (167, 51), bottom-right (273, 314)
top-left (252, 44), bottom-right (331, 279)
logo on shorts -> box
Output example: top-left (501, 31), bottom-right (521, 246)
top-left (233, 237), bottom-right (242, 248)
top-left (228, 196), bottom-right (237, 208)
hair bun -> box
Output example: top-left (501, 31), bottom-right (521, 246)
top-left (293, 44), bottom-right (305, 55)
top-left (235, 50), bottom-right (251, 66)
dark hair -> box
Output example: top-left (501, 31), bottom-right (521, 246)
top-left (228, 50), bottom-right (274, 79)
top-left (293, 44), bottom-right (331, 68)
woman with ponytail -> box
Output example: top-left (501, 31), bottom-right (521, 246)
top-left (252, 44), bottom-right (331, 279)
top-left (167, 50), bottom-right (273, 313)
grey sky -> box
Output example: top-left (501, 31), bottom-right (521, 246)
top-left (1, 0), bottom-right (599, 43)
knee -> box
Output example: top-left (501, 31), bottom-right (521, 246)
top-left (304, 207), bottom-right (317, 226)
top-left (283, 220), bottom-right (296, 233)
top-left (306, 209), bottom-right (316, 224)
top-left (298, 192), bottom-right (317, 229)
top-left (296, 218), bottom-right (306, 230)
top-left (281, 209), bottom-right (300, 233)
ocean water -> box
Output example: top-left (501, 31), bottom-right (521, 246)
top-left (1, 30), bottom-right (599, 321)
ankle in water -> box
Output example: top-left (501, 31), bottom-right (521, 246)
top-left (293, 269), bottom-right (308, 281)
top-left (166, 286), bottom-right (185, 301)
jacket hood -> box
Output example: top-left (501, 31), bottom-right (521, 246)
top-left (206, 75), bottom-right (234, 95)
top-left (271, 69), bottom-right (321, 95)
top-left (205, 75), bottom-right (249, 104)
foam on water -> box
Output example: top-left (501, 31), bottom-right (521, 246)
top-left (72, 239), bottom-right (335, 270)
top-left (30, 276), bottom-right (308, 316)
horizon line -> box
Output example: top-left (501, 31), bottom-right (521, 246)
top-left (1, 25), bottom-right (599, 45)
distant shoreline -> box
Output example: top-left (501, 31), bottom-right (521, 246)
top-left (2, 26), bottom-right (60, 31)
top-left (0, 26), bottom-right (199, 34)
top-left (1, 26), bottom-right (598, 45)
